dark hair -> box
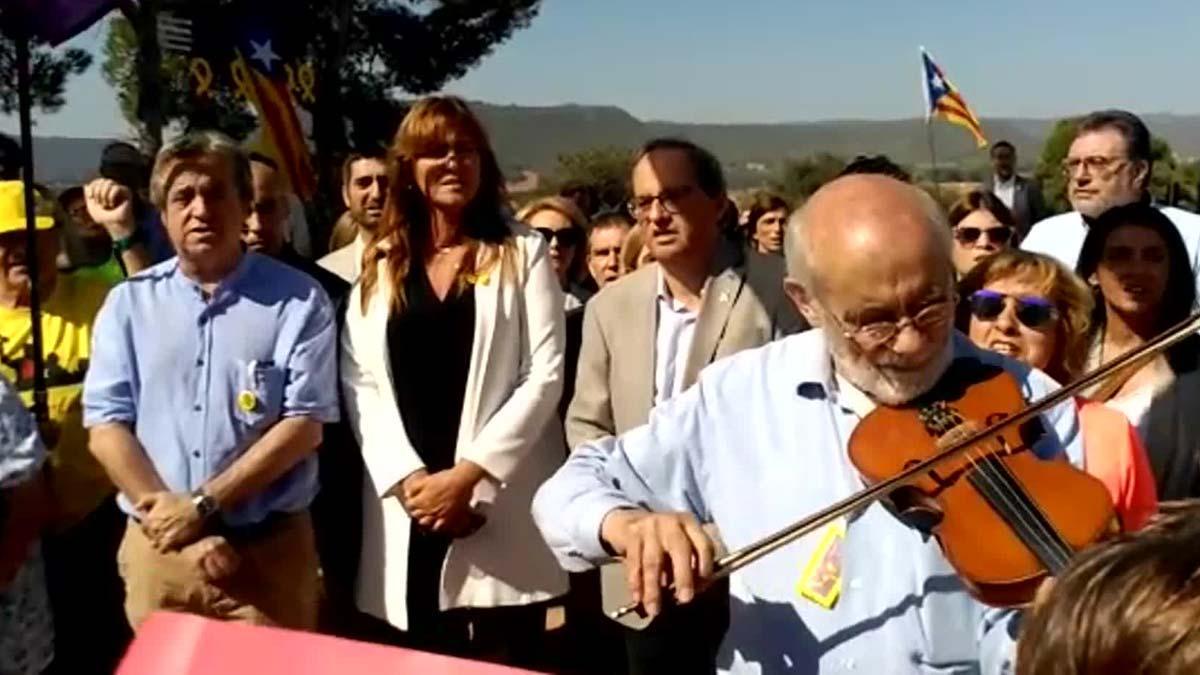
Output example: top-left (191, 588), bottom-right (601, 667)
top-left (990, 140), bottom-right (1015, 156)
top-left (247, 152), bottom-right (279, 170)
top-left (744, 191), bottom-right (790, 246)
top-left (633, 138), bottom-right (726, 198)
top-left (340, 151), bottom-right (386, 192)
top-left (0, 134), bottom-right (19, 180)
top-left (1077, 110), bottom-right (1152, 164)
top-left (1076, 203), bottom-right (1198, 373)
top-left (948, 190), bottom-right (1016, 229)
top-left (1016, 501), bottom-right (1200, 675)
top-left (837, 154), bottom-right (912, 183)
top-left (589, 210), bottom-right (633, 235)
top-left (57, 185), bottom-right (85, 209)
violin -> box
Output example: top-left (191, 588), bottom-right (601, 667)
top-left (607, 312), bottom-right (1200, 627)
top-left (848, 358), bottom-right (1115, 607)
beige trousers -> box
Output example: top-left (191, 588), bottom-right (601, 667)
top-left (117, 512), bottom-right (319, 631)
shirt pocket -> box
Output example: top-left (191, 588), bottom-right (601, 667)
top-left (232, 359), bottom-right (286, 431)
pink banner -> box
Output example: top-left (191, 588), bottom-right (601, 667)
top-left (118, 612), bottom-right (544, 675)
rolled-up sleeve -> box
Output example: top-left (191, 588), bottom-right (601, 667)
top-left (82, 287), bottom-right (136, 428)
top-left (0, 375), bottom-right (44, 487)
top-left (281, 291), bottom-right (339, 424)
top-left (533, 375), bottom-right (714, 571)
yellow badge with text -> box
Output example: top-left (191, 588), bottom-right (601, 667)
top-left (796, 517), bottom-right (847, 609)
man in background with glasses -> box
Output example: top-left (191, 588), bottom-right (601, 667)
top-left (1022, 110), bottom-right (1200, 293)
top-left (564, 137), bottom-right (804, 674)
top-left (536, 173), bottom-right (1086, 674)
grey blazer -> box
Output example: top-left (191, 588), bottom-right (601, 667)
top-left (565, 241), bottom-right (806, 449)
top-left (982, 174), bottom-right (1045, 238)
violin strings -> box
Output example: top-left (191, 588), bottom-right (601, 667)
top-left (943, 409), bottom-right (1074, 571)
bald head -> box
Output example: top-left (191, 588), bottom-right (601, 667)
top-left (782, 175), bottom-right (957, 405)
top-left (785, 174), bottom-right (952, 297)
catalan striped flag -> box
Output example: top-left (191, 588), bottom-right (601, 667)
top-left (234, 28), bottom-right (316, 200)
top-left (921, 48), bottom-right (987, 148)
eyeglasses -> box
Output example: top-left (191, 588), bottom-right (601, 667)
top-left (953, 226), bottom-right (1012, 246)
top-left (536, 227), bottom-right (583, 247)
top-left (1060, 155), bottom-right (1128, 178)
top-left (968, 290), bottom-right (1058, 329)
top-left (627, 185), bottom-right (696, 218)
top-left (833, 297), bottom-right (956, 351)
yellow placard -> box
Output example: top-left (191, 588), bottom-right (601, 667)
top-left (796, 517), bottom-right (847, 609)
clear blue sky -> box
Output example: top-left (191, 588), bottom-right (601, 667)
top-left (5, 0), bottom-right (1200, 139)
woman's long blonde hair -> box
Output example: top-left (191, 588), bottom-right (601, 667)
top-left (359, 96), bottom-right (511, 314)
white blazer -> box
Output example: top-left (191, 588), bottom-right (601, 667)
top-left (340, 224), bottom-right (570, 629)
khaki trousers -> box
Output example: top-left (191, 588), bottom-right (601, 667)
top-left (117, 512), bottom-right (319, 631)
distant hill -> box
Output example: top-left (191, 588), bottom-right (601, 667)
top-left (17, 105), bottom-right (1200, 187)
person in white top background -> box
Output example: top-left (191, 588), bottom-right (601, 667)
top-left (319, 153), bottom-right (388, 283)
top-left (1022, 110), bottom-right (1200, 297)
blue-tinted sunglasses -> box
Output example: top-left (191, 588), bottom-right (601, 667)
top-left (968, 290), bottom-right (1058, 329)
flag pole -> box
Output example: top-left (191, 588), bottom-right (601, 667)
top-left (14, 19), bottom-right (49, 424)
top-left (926, 122), bottom-right (942, 201)
top-left (919, 46), bottom-right (943, 201)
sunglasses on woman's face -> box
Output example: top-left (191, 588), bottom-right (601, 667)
top-left (536, 227), bottom-right (582, 247)
top-left (968, 290), bottom-right (1058, 329)
top-left (954, 226), bottom-right (1013, 246)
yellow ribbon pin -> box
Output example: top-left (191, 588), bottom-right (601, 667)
top-left (237, 390), bottom-right (259, 413)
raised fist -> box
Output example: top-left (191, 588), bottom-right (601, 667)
top-left (84, 178), bottom-right (136, 238)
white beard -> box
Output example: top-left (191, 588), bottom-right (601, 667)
top-left (828, 328), bottom-right (954, 406)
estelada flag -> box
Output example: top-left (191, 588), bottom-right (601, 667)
top-left (232, 22), bottom-right (317, 200)
top-left (921, 47), bottom-right (988, 148)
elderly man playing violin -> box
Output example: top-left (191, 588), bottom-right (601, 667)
top-left (533, 174), bottom-right (1088, 674)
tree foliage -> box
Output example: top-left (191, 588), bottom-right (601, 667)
top-left (773, 153), bottom-right (845, 201)
top-left (103, 0), bottom-right (540, 152)
top-left (102, 15), bottom-right (256, 149)
top-left (0, 26), bottom-right (92, 116)
top-left (553, 146), bottom-right (631, 206)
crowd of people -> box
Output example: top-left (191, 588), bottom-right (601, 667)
top-left (0, 98), bottom-right (1198, 675)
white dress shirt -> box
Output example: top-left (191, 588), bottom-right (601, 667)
top-left (654, 269), bottom-right (700, 405)
top-left (318, 231), bottom-right (367, 283)
top-left (992, 175), bottom-right (1016, 210)
top-left (1022, 206), bottom-right (1200, 299)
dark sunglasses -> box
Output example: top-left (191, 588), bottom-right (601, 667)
top-left (536, 227), bottom-right (582, 247)
top-left (968, 290), bottom-right (1058, 329)
top-left (954, 226), bottom-right (1012, 245)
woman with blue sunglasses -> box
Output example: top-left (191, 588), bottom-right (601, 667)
top-left (958, 249), bottom-right (1157, 531)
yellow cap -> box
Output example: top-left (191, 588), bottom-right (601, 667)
top-left (0, 181), bottom-right (55, 236)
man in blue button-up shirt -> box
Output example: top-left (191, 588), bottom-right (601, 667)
top-left (83, 132), bottom-right (338, 632)
top-left (534, 175), bottom-right (1086, 674)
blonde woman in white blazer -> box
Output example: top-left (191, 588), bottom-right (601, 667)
top-left (340, 97), bottom-right (568, 667)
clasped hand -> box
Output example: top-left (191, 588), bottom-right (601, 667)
top-left (137, 491), bottom-right (205, 552)
top-left (398, 462), bottom-right (486, 537)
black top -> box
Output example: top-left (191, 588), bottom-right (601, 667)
top-left (386, 266), bottom-right (476, 472)
top-left (279, 245), bottom-right (351, 307)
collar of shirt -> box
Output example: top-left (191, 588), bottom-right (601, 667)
top-left (655, 266), bottom-right (703, 315)
top-left (993, 175), bottom-right (1016, 189)
top-left (167, 251), bottom-right (256, 305)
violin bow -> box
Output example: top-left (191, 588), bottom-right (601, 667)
top-left (612, 311), bottom-right (1200, 621)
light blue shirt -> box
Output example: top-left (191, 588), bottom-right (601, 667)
top-left (533, 331), bottom-right (1084, 675)
top-left (83, 253), bottom-right (339, 527)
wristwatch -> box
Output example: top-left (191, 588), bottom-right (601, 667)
top-left (191, 489), bottom-right (219, 521)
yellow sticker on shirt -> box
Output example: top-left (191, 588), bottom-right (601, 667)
top-left (796, 517), bottom-right (846, 609)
